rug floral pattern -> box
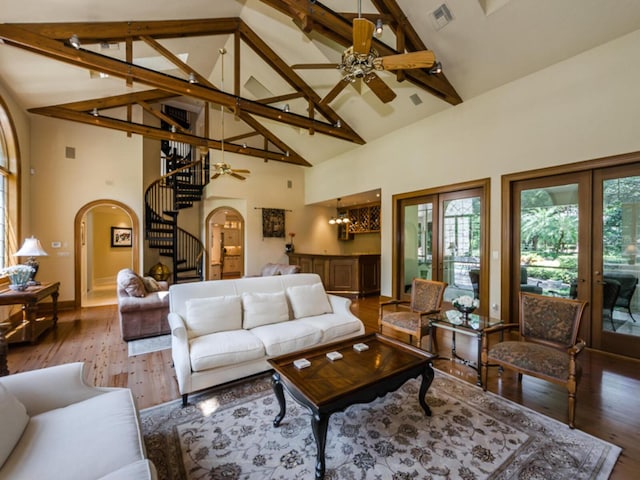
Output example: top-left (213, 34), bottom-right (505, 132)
top-left (140, 372), bottom-right (620, 480)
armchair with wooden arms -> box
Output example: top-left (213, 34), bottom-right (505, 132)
top-left (379, 278), bottom-right (447, 348)
top-left (481, 292), bottom-right (587, 428)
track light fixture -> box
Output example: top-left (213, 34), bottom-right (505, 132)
top-left (283, 104), bottom-right (290, 113)
top-left (91, 108), bottom-right (99, 117)
top-left (428, 61), bottom-right (442, 75)
top-left (69, 34), bottom-right (81, 49)
top-left (375, 19), bottom-right (384, 37)
top-left (188, 72), bottom-right (197, 84)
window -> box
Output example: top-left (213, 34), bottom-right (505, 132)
top-left (0, 96), bottom-right (20, 269)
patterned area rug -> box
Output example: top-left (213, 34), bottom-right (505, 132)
top-left (140, 371), bottom-right (620, 480)
top-left (127, 334), bottom-right (171, 356)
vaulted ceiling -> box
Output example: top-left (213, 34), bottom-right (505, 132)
top-left (1, 0), bottom-right (640, 168)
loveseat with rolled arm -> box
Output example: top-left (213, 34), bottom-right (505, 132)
top-left (0, 362), bottom-right (156, 479)
top-left (168, 273), bottom-right (364, 405)
top-left (117, 268), bottom-right (170, 341)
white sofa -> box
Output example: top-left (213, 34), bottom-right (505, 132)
top-left (168, 273), bottom-right (365, 405)
top-left (0, 362), bottom-right (156, 480)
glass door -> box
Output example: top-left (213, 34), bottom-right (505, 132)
top-left (395, 182), bottom-right (488, 314)
top-left (511, 173), bottom-right (591, 340)
top-left (593, 166), bottom-right (640, 357)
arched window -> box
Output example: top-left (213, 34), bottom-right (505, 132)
top-left (0, 96), bottom-right (20, 269)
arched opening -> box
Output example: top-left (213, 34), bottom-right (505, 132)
top-left (74, 200), bottom-right (140, 308)
top-left (205, 207), bottom-right (244, 280)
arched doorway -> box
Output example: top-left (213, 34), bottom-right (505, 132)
top-left (74, 200), bottom-right (140, 308)
top-left (205, 207), bottom-right (245, 280)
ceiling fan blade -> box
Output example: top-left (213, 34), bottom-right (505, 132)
top-left (232, 169), bottom-right (251, 174)
top-left (352, 17), bottom-right (374, 55)
top-left (364, 73), bottom-right (397, 103)
top-left (211, 172), bottom-right (221, 179)
top-left (291, 63), bottom-right (340, 70)
top-left (377, 51), bottom-right (436, 71)
top-left (230, 172), bottom-right (247, 180)
top-left (322, 78), bottom-right (350, 105)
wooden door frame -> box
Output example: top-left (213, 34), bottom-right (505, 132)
top-left (73, 199), bottom-right (139, 309)
top-left (392, 178), bottom-right (490, 313)
top-left (205, 206), bottom-right (244, 280)
top-left (501, 150), bottom-right (640, 348)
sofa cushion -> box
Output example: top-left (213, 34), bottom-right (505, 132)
top-left (185, 295), bottom-right (242, 338)
top-left (118, 269), bottom-right (146, 297)
top-left (242, 291), bottom-right (289, 329)
top-left (141, 276), bottom-right (162, 293)
top-left (0, 389), bottom-right (145, 480)
top-left (286, 283), bottom-right (333, 319)
top-left (295, 312), bottom-right (363, 342)
top-left (250, 321), bottom-right (322, 356)
top-left (189, 330), bottom-right (265, 372)
top-left (0, 383), bottom-right (29, 469)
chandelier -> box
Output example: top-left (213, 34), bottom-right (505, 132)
top-left (328, 198), bottom-right (350, 225)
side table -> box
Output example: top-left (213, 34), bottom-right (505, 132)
top-left (0, 282), bottom-right (60, 345)
top-left (428, 311), bottom-right (503, 387)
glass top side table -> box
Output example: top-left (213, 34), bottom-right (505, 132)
top-left (428, 310), bottom-right (503, 386)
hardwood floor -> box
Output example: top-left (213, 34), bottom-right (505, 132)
top-left (7, 297), bottom-right (640, 479)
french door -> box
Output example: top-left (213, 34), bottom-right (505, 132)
top-left (508, 160), bottom-right (640, 358)
top-left (394, 181), bottom-right (488, 315)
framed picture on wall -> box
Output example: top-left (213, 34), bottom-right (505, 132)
top-left (111, 227), bottom-right (132, 247)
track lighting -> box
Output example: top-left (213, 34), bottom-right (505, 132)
top-left (91, 108), bottom-right (99, 117)
top-left (188, 72), bottom-right (197, 84)
top-left (375, 19), bottom-right (383, 37)
top-left (69, 34), bottom-right (81, 49)
top-left (428, 61), bottom-right (442, 75)
top-left (170, 125), bottom-right (177, 133)
top-left (283, 104), bottom-right (290, 113)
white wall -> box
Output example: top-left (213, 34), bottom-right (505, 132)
top-left (305, 29), bottom-right (640, 309)
top-left (28, 116), bottom-right (143, 300)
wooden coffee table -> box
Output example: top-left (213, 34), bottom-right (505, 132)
top-left (268, 333), bottom-right (435, 480)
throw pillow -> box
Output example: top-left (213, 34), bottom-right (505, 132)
top-left (0, 383), bottom-right (29, 468)
top-left (286, 283), bottom-right (333, 319)
top-left (141, 276), bottom-right (161, 293)
top-left (118, 270), bottom-right (146, 297)
top-left (185, 295), bottom-right (242, 338)
top-left (241, 291), bottom-right (289, 329)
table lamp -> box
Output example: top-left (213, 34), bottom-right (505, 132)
top-left (14, 236), bottom-right (48, 285)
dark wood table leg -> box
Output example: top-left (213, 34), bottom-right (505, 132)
top-left (271, 373), bottom-right (286, 427)
top-left (0, 326), bottom-right (8, 376)
top-left (419, 362), bottom-right (435, 416)
top-left (311, 411), bottom-right (330, 480)
top-left (51, 289), bottom-right (59, 326)
top-left (475, 332), bottom-right (483, 386)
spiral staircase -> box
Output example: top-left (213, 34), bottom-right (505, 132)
top-left (144, 107), bottom-right (209, 283)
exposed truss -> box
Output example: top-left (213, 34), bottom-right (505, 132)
top-left (0, 1), bottom-right (462, 167)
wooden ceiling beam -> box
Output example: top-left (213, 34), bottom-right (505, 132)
top-left (0, 23), bottom-right (362, 144)
top-left (238, 22), bottom-right (363, 142)
top-left (28, 105), bottom-right (310, 166)
top-left (9, 18), bottom-right (241, 44)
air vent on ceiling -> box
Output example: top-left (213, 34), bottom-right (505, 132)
top-left (409, 93), bottom-right (423, 106)
top-left (431, 4), bottom-right (453, 31)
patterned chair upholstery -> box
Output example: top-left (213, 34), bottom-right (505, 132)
top-left (481, 293), bottom-right (587, 428)
top-left (378, 278), bottom-right (447, 348)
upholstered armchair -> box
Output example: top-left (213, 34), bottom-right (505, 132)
top-left (481, 293), bottom-right (587, 428)
top-left (379, 278), bottom-right (447, 348)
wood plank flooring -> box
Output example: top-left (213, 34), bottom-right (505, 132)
top-left (7, 297), bottom-right (640, 479)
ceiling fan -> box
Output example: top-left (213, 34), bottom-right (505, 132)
top-left (299, 1), bottom-right (438, 104)
top-left (210, 48), bottom-right (250, 181)
top-left (211, 162), bottom-right (251, 181)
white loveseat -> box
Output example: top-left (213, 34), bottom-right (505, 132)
top-left (168, 273), bottom-right (365, 405)
top-left (0, 362), bottom-right (156, 480)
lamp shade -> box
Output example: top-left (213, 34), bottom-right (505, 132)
top-left (14, 237), bottom-right (48, 257)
